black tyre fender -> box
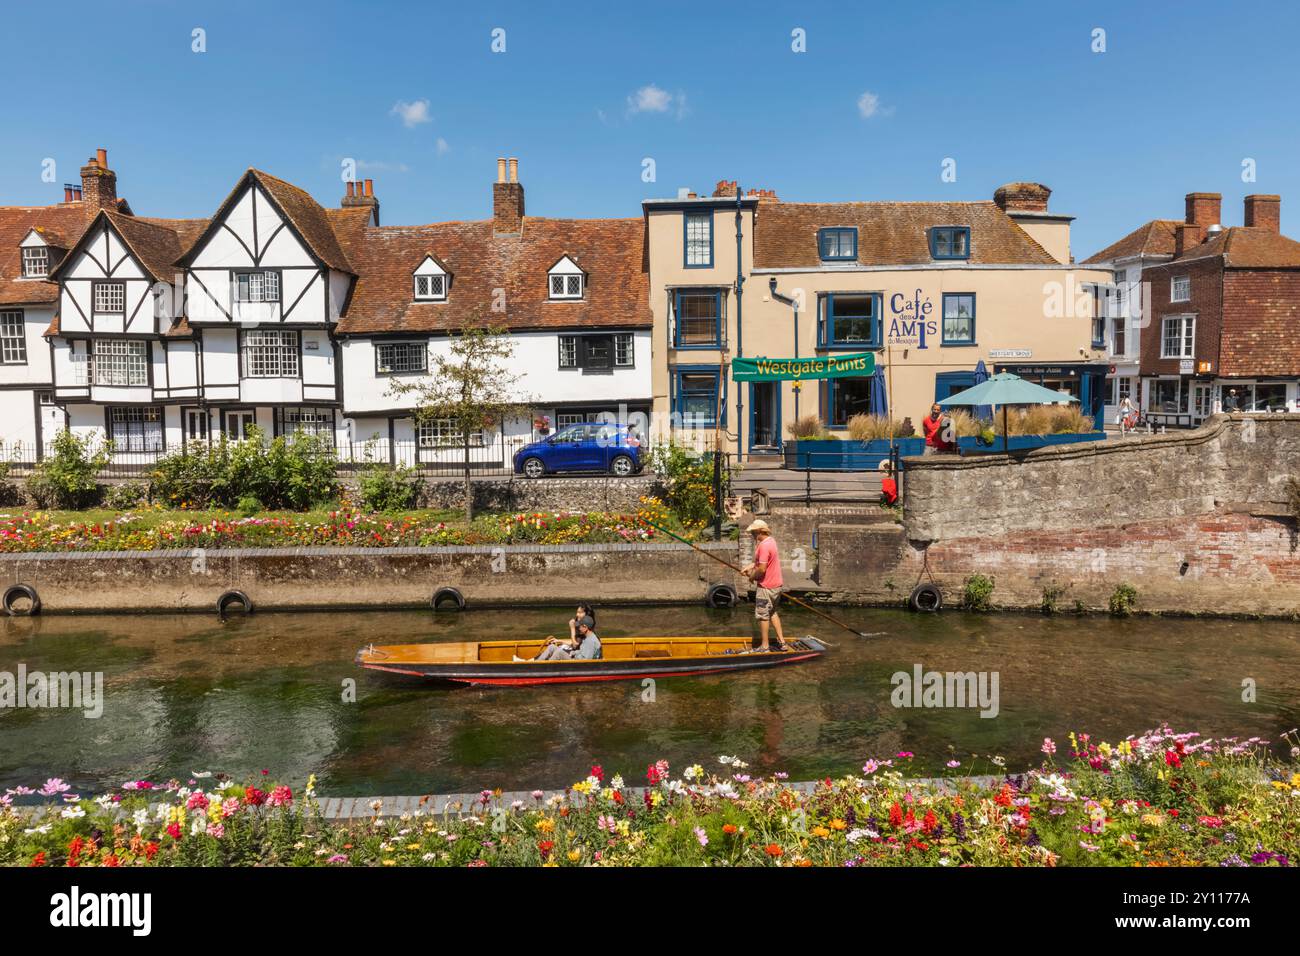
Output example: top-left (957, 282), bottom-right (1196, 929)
top-left (432, 586), bottom-right (466, 611)
top-left (216, 589), bottom-right (252, 618)
top-left (909, 583), bottom-right (942, 613)
top-left (705, 583), bottom-right (737, 608)
top-left (2, 584), bottom-right (40, 616)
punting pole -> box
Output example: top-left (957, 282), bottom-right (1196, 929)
top-left (643, 520), bottom-right (890, 643)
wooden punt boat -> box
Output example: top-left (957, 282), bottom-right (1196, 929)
top-left (355, 635), bottom-right (827, 686)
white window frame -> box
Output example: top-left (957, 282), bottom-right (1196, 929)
top-left (1170, 275), bottom-right (1190, 303)
top-left (376, 341), bottom-right (428, 374)
top-left (0, 311), bottom-right (26, 365)
top-left (549, 272), bottom-right (584, 300)
top-left (685, 211), bottom-right (713, 267)
top-left (614, 333), bottom-right (634, 367)
top-left (109, 406), bottom-right (163, 452)
top-left (21, 246), bottom-right (49, 278)
top-left (234, 271), bottom-right (281, 304)
top-left (417, 418), bottom-right (487, 448)
top-left (93, 282), bottom-right (126, 313)
top-left (558, 336), bottom-right (578, 368)
top-left (1160, 314), bottom-right (1195, 360)
top-left (413, 273), bottom-right (447, 302)
top-left (91, 339), bottom-right (148, 386)
top-left (240, 329), bottom-right (299, 378)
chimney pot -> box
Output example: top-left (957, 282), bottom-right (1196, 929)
top-left (993, 182), bottom-right (1052, 213)
top-left (497, 158), bottom-right (507, 183)
top-left (508, 157), bottom-right (518, 183)
top-left (345, 181), bottom-right (355, 197)
top-left (364, 179), bottom-right (373, 197)
top-left (74, 187), bottom-right (83, 201)
top-left (1244, 194), bottom-right (1281, 233)
top-left (63, 185), bottom-right (74, 203)
top-left (96, 148), bottom-right (107, 169)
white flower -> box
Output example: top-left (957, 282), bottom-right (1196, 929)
top-left (94, 794), bottom-right (116, 808)
top-left (192, 771), bottom-right (212, 779)
top-left (610, 775), bottom-right (625, 790)
top-left (24, 824), bottom-right (52, 835)
top-left (132, 808), bottom-right (150, 828)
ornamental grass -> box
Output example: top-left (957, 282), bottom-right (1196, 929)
top-left (3, 727), bottom-right (1295, 868)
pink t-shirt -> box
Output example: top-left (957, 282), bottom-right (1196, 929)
top-left (754, 537), bottom-right (783, 589)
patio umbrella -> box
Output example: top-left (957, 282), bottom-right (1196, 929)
top-left (972, 360), bottom-right (992, 422)
top-left (869, 363), bottom-right (888, 416)
top-left (938, 372), bottom-right (1077, 453)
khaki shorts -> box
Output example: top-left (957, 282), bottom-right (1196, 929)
top-left (755, 586), bottom-right (783, 621)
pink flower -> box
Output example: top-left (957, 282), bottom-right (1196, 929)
top-left (186, 792), bottom-right (209, 811)
top-left (1042, 738), bottom-right (1057, 756)
top-left (896, 752), bottom-right (914, 758)
top-left (328, 853), bottom-right (348, 864)
top-left (269, 785), bottom-right (293, 807)
top-left (38, 778), bottom-right (70, 796)
top-left (694, 826), bottom-right (708, 847)
top-left (206, 823), bottom-right (224, 838)
top-left (597, 814), bottom-right (616, 832)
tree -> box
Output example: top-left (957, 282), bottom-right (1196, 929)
top-left (387, 325), bottom-right (530, 521)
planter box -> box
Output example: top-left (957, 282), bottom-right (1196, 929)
top-left (784, 437), bottom-right (926, 471)
top-left (956, 431), bottom-right (1107, 454)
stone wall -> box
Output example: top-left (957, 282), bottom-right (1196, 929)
top-left (0, 542), bottom-right (742, 614)
top-left (903, 413), bottom-right (1299, 542)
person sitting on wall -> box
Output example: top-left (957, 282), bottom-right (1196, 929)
top-left (922, 403), bottom-right (955, 452)
top-left (1223, 388), bottom-right (1240, 413)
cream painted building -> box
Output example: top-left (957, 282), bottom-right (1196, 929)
top-left (645, 181), bottom-right (1111, 457)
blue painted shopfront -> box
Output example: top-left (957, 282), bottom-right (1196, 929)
top-left (934, 364), bottom-right (1107, 430)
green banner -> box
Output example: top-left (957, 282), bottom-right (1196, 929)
top-left (730, 353), bottom-right (875, 382)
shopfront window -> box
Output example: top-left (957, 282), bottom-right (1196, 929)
top-left (825, 377), bottom-right (874, 427)
top-left (1148, 379), bottom-right (1186, 413)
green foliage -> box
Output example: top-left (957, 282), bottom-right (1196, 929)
top-left (236, 495), bottom-right (264, 517)
top-left (1109, 583), bottom-right (1138, 618)
top-left (647, 442), bottom-right (732, 531)
top-left (1041, 584), bottom-right (1064, 615)
top-left (27, 430), bottom-right (111, 509)
top-left (149, 428), bottom-right (338, 511)
top-left (104, 480), bottom-right (148, 511)
top-left (962, 573), bottom-right (995, 612)
top-left (358, 463), bottom-right (424, 512)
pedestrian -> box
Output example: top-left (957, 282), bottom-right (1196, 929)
top-left (922, 403), bottom-right (954, 452)
top-left (741, 519), bottom-right (790, 653)
top-left (1222, 388), bottom-right (1240, 413)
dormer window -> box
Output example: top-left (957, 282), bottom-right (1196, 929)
top-left (548, 256), bottom-right (585, 299)
top-left (818, 228), bottom-right (857, 262)
top-left (21, 247), bottom-right (49, 277)
top-left (929, 226), bottom-right (971, 260)
top-left (413, 255), bottom-right (449, 302)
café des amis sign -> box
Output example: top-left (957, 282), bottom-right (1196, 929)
top-left (731, 353), bottom-right (875, 382)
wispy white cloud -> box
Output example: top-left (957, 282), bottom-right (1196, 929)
top-left (390, 98), bottom-right (432, 128)
top-left (626, 84), bottom-right (689, 120)
top-left (356, 159), bottom-right (410, 173)
top-left (857, 90), bottom-right (893, 119)
top-left (435, 137), bottom-right (450, 156)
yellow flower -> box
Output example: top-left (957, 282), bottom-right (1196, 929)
top-left (535, 818), bottom-right (555, 834)
top-left (1140, 814), bottom-right (1165, 827)
top-left (406, 843), bottom-right (421, 850)
top-left (567, 850), bottom-right (581, 862)
top-left (1290, 773), bottom-right (1300, 788)
top-left (811, 826), bottom-right (831, 839)
top-left (829, 819), bottom-right (847, 831)
top-left (382, 859), bottom-right (396, 866)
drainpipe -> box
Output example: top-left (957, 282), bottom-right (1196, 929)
top-left (769, 277), bottom-right (800, 423)
top-left (734, 188), bottom-right (744, 461)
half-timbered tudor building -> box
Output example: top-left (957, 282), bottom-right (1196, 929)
top-left (1, 149), bottom-right (652, 464)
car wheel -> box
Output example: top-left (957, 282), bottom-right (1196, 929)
top-left (610, 455), bottom-right (634, 477)
top-left (522, 457), bottom-right (546, 479)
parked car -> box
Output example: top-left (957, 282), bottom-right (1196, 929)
top-left (513, 422), bottom-right (644, 478)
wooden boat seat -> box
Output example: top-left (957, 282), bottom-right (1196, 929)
top-left (634, 649), bottom-right (672, 659)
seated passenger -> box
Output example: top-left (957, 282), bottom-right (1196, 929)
top-left (518, 609), bottom-right (600, 662)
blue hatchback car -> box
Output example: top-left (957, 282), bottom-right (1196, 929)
top-left (513, 422), bottom-right (644, 478)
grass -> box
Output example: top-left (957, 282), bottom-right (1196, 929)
top-left (15, 505), bottom-right (466, 531)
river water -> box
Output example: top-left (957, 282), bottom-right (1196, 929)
top-left (1, 606), bottom-right (1296, 795)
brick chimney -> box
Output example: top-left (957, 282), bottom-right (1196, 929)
top-left (746, 187), bottom-right (779, 204)
top-left (1174, 222), bottom-right (1204, 257)
top-left (341, 178), bottom-right (380, 222)
top-left (712, 180), bottom-right (737, 198)
top-left (1244, 194), bottom-right (1280, 233)
top-left (1184, 192), bottom-right (1222, 227)
top-left (993, 182), bottom-right (1051, 213)
top-left (493, 156), bottom-right (524, 235)
top-left (80, 148), bottom-right (118, 210)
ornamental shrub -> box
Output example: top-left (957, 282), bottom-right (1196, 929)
top-left (26, 430), bottom-right (111, 509)
top-left (357, 463), bottom-right (423, 512)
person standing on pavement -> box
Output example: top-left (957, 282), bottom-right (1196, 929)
top-left (742, 519), bottom-right (790, 653)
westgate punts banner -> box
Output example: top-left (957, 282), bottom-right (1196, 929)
top-left (730, 353), bottom-right (876, 382)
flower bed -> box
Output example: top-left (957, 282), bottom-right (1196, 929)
top-left (0, 499), bottom-right (681, 553)
top-left (2, 727), bottom-right (1295, 867)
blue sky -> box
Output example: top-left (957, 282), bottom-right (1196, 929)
top-left (2, 0), bottom-right (1297, 257)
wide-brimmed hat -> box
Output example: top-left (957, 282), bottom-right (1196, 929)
top-left (745, 519), bottom-right (770, 534)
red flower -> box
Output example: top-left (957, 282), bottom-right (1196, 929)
top-left (165, 822), bottom-right (181, 840)
top-left (1168, 808), bottom-right (1180, 817)
top-left (993, 784), bottom-right (1014, 807)
top-left (1164, 750), bottom-right (1182, 769)
top-left (103, 855), bottom-right (120, 867)
top-left (145, 842), bottom-right (159, 860)
top-left (244, 786), bottom-right (268, 806)
top-left (888, 803), bottom-right (904, 827)
top-left (590, 764), bottom-right (604, 783)
top-left (922, 809), bottom-right (938, 833)
top-left (29, 851), bottom-right (46, 867)
top-left (764, 843), bottom-right (783, 858)
top-left (646, 764), bottom-right (661, 785)
top-left (537, 840), bottom-right (555, 859)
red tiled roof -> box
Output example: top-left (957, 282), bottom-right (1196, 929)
top-left (336, 216), bottom-right (650, 335)
top-left (105, 211), bottom-right (209, 283)
top-left (1083, 220), bottom-right (1180, 264)
top-left (1175, 226), bottom-right (1300, 268)
top-left (0, 202), bottom-right (95, 306)
top-left (752, 201), bottom-right (1057, 268)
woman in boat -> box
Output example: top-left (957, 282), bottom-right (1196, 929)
top-left (517, 606), bottom-right (601, 662)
